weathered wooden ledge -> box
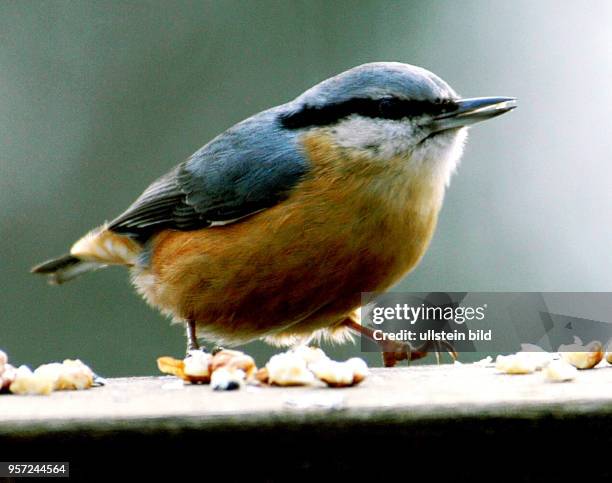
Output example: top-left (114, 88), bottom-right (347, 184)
top-left (2, 365), bottom-right (612, 478)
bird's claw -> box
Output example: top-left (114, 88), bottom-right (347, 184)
top-left (381, 340), bottom-right (458, 367)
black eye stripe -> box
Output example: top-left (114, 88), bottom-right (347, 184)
top-left (280, 97), bottom-right (458, 129)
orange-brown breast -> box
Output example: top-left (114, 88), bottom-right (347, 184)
top-left (132, 132), bottom-right (445, 345)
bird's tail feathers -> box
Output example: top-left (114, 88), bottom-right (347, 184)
top-left (31, 254), bottom-right (105, 285)
top-left (32, 224), bottom-right (141, 284)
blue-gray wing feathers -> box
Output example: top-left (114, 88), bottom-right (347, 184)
top-left (109, 108), bottom-right (309, 241)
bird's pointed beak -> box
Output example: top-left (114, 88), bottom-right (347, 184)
top-left (430, 96), bottom-right (517, 133)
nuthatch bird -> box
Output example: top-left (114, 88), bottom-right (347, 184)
top-left (32, 62), bottom-right (515, 366)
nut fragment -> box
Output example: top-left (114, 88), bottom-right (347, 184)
top-left (254, 367), bottom-right (269, 384)
top-left (158, 346), bottom-right (367, 389)
top-left (310, 357), bottom-right (369, 387)
top-left (495, 354), bottom-right (537, 374)
top-left (9, 366), bottom-right (54, 395)
top-left (543, 359), bottom-right (577, 382)
top-left (310, 360), bottom-right (355, 387)
top-left (266, 352), bottom-right (316, 386)
top-left (495, 350), bottom-right (555, 374)
top-left (211, 367), bottom-right (245, 391)
top-left (1, 351), bottom-right (98, 395)
top-left (559, 340), bottom-right (603, 369)
top-left (346, 357), bottom-right (369, 384)
top-left (0, 363), bottom-right (16, 392)
top-left (310, 361), bottom-right (353, 387)
top-left (158, 350), bottom-right (256, 385)
top-left (183, 350), bottom-right (213, 380)
top-left (157, 351), bottom-right (213, 383)
top-left (157, 356), bottom-right (187, 378)
top-left (0, 350), bottom-right (11, 392)
top-left (210, 349), bottom-right (256, 378)
top-left (264, 350), bottom-right (368, 387)
top-left (34, 360), bottom-right (94, 391)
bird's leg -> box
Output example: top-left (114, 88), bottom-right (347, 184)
top-left (186, 319), bottom-right (200, 354)
top-left (342, 315), bottom-right (458, 367)
top-left (341, 316), bottom-right (423, 367)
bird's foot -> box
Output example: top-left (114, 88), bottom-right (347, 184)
top-left (342, 313), bottom-right (459, 367)
top-left (381, 339), bottom-right (458, 367)
top-left (381, 340), bottom-right (418, 367)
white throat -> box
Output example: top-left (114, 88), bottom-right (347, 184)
top-left (328, 116), bottom-right (468, 187)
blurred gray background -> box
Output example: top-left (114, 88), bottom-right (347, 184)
top-left (1, 1), bottom-right (611, 376)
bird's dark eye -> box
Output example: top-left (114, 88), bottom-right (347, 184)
top-left (378, 97), bottom-right (458, 119)
top-left (432, 98), bottom-right (458, 116)
top-left (377, 98), bottom-right (403, 119)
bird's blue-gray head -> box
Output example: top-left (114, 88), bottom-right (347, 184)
top-left (280, 62), bottom-right (515, 185)
top-left (293, 62), bottom-right (457, 107)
